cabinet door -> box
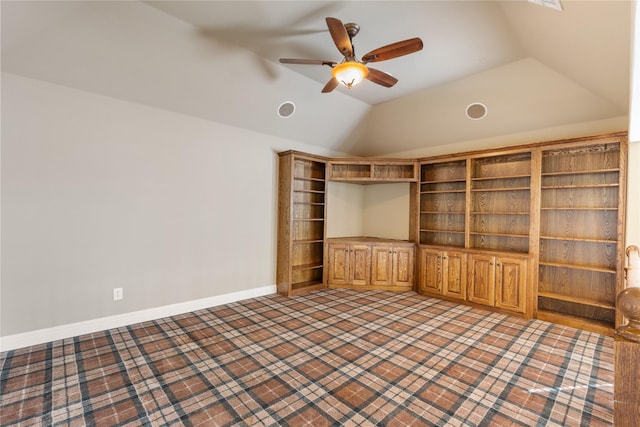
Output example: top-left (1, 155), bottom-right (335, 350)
top-left (418, 248), bottom-right (442, 295)
top-left (495, 256), bottom-right (527, 313)
top-left (468, 254), bottom-right (496, 307)
top-left (371, 245), bottom-right (392, 286)
top-left (350, 244), bottom-right (372, 286)
top-left (442, 251), bottom-right (467, 301)
top-left (327, 243), bottom-right (350, 286)
top-left (393, 246), bottom-right (415, 287)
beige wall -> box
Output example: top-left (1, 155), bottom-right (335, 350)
top-left (0, 72), bottom-right (335, 336)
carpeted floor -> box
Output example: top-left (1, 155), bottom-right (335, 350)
top-left (0, 289), bottom-right (613, 426)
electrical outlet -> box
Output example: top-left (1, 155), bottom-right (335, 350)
top-left (113, 287), bottom-right (123, 301)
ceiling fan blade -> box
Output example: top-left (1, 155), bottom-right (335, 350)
top-left (322, 77), bottom-right (339, 93)
top-left (366, 68), bottom-right (398, 88)
top-left (279, 58), bottom-right (336, 66)
top-left (326, 17), bottom-right (353, 58)
top-left (361, 38), bottom-right (423, 64)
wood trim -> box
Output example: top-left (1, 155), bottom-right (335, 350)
top-left (415, 131), bottom-right (627, 163)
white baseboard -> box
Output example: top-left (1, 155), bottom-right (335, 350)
top-left (0, 285), bottom-right (276, 352)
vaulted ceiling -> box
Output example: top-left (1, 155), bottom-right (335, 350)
top-left (1, 1), bottom-right (633, 156)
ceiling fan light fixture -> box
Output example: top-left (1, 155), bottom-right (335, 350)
top-left (332, 62), bottom-right (368, 88)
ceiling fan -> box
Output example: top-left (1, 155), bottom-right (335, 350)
top-left (279, 17), bottom-right (423, 93)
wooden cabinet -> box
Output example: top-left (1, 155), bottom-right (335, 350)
top-left (468, 252), bottom-right (528, 314)
top-left (327, 238), bottom-right (415, 291)
top-left (536, 137), bottom-right (626, 333)
top-left (418, 247), bottom-right (466, 301)
top-left (371, 244), bottom-right (415, 288)
top-left (328, 159), bottom-right (418, 182)
top-left (326, 242), bottom-right (371, 286)
top-left (276, 151), bottom-right (327, 296)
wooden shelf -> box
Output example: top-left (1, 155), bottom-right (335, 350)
top-left (421, 190), bottom-right (466, 194)
top-left (293, 189), bottom-right (324, 194)
top-left (470, 211), bottom-right (530, 215)
top-left (292, 263), bottom-right (323, 271)
top-left (536, 309), bottom-right (614, 336)
top-left (540, 235), bottom-right (617, 243)
top-left (290, 281), bottom-right (325, 294)
top-left (539, 261), bottom-right (616, 274)
top-left (471, 174), bottom-right (530, 181)
top-left (538, 291), bottom-right (615, 310)
top-left (294, 176), bottom-right (325, 182)
top-left (421, 179), bottom-right (466, 184)
top-left (421, 211), bottom-right (466, 214)
top-left (470, 187), bottom-right (530, 192)
top-left (540, 207), bottom-right (617, 211)
top-left (541, 183), bottom-right (618, 189)
top-left (420, 228), bottom-right (465, 234)
top-left (469, 231), bottom-right (529, 238)
top-left (292, 239), bottom-right (324, 244)
top-left (541, 168), bottom-right (619, 176)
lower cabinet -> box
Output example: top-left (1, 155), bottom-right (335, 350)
top-left (418, 248), bottom-right (467, 301)
top-left (419, 246), bottom-right (531, 317)
top-left (327, 238), bottom-right (415, 291)
top-left (468, 253), bottom-right (528, 314)
top-left (326, 243), bottom-right (371, 286)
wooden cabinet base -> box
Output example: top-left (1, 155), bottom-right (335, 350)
top-left (418, 245), bottom-right (533, 319)
top-left (328, 284), bottom-right (413, 292)
top-left (326, 238), bottom-right (415, 291)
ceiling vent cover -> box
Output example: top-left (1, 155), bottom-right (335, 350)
top-left (278, 101), bottom-right (296, 118)
top-left (466, 103), bottom-right (487, 120)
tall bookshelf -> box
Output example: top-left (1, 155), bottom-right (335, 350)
top-left (277, 151), bottom-right (327, 296)
top-left (419, 159), bottom-right (467, 247)
top-left (469, 152), bottom-right (532, 253)
top-left (537, 139), bottom-right (626, 332)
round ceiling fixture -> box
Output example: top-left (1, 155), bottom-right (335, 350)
top-left (466, 102), bottom-right (487, 120)
top-left (278, 101), bottom-right (296, 118)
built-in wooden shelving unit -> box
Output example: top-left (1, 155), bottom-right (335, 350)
top-left (536, 139), bottom-right (625, 333)
top-left (419, 159), bottom-right (467, 247)
top-left (277, 151), bottom-right (327, 296)
top-left (277, 132), bottom-right (627, 335)
top-left (327, 159), bottom-right (418, 182)
top-left (469, 152), bottom-right (532, 254)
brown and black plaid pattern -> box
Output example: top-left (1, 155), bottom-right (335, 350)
top-left (1, 290), bottom-right (613, 426)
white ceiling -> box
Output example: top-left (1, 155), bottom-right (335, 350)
top-left (1, 0), bottom-right (633, 156)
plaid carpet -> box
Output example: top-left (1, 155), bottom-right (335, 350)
top-left (0, 289), bottom-right (613, 426)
